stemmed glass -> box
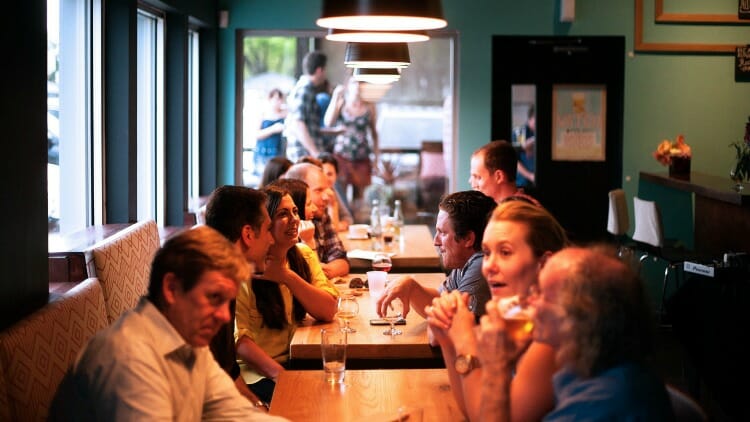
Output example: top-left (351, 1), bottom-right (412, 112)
top-left (383, 298), bottom-right (404, 336)
top-left (372, 253), bottom-right (392, 273)
top-left (337, 293), bottom-right (359, 333)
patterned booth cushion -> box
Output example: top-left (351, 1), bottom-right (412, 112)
top-left (0, 278), bottom-right (108, 421)
top-left (91, 220), bottom-right (160, 324)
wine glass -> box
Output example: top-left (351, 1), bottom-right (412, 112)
top-left (383, 298), bottom-right (404, 336)
top-left (337, 293), bottom-right (359, 333)
top-left (372, 253), bottom-right (392, 273)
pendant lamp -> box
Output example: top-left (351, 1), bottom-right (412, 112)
top-left (344, 42), bottom-right (410, 69)
top-left (352, 67), bottom-right (401, 84)
top-left (317, 0), bottom-right (447, 31)
top-left (326, 29), bottom-right (429, 43)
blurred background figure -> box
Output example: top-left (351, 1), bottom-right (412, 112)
top-left (260, 156), bottom-right (293, 188)
top-left (254, 88), bottom-right (288, 177)
top-left (515, 104), bottom-right (536, 193)
top-left (318, 153), bottom-right (353, 232)
top-left (324, 77), bottom-right (379, 209)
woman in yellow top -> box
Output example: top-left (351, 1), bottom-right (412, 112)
top-left (235, 184), bottom-right (338, 406)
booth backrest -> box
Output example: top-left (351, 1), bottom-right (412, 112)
top-left (88, 219), bottom-right (160, 324)
top-left (0, 278), bottom-right (108, 420)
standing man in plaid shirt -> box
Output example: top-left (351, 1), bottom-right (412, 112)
top-left (284, 162), bottom-right (350, 278)
top-left (286, 51), bottom-right (330, 162)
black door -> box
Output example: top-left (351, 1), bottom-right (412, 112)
top-left (491, 36), bottom-right (625, 243)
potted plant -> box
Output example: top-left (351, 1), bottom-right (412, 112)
top-left (653, 134), bottom-right (692, 180)
top-left (729, 116), bottom-right (750, 191)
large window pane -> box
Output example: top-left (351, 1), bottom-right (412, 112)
top-left (48, 0), bottom-right (96, 235)
top-left (136, 9), bottom-right (165, 224)
top-left (188, 28), bottom-right (200, 208)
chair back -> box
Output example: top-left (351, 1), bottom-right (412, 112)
top-left (0, 278), bottom-right (108, 420)
top-left (632, 196), bottom-right (664, 248)
top-left (607, 188), bottom-right (629, 236)
top-left (89, 220), bottom-right (160, 323)
top-left (666, 384), bottom-right (708, 422)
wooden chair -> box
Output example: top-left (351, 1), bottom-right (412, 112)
top-left (88, 220), bottom-right (160, 323)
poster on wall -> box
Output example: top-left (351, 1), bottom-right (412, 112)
top-left (552, 85), bottom-right (607, 161)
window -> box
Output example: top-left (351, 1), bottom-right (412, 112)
top-left (237, 31), bottom-right (457, 222)
top-left (48, 0), bottom-right (100, 235)
top-left (188, 28), bottom-right (200, 209)
top-left (136, 8), bottom-right (166, 224)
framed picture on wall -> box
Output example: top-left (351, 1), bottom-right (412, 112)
top-left (551, 84), bottom-right (607, 161)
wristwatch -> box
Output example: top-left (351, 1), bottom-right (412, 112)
top-left (454, 354), bottom-right (481, 375)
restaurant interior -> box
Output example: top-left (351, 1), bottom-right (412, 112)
top-left (3, 0), bottom-right (750, 420)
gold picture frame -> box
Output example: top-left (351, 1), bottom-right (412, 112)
top-left (635, 0), bottom-right (750, 54)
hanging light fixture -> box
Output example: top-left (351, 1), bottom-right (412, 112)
top-left (317, 0), bottom-right (447, 32)
top-left (344, 42), bottom-right (410, 69)
top-left (326, 29), bottom-right (429, 43)
top-left (352, 67), bottom-right (401, 84)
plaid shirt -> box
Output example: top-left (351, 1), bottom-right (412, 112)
top-left (286, 77), bottom-right (324, 161)
top-left (313, 213), bottom-right (348, 264)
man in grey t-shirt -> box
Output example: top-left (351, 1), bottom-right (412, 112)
top-left (376, 191), bottom-right (496, 321)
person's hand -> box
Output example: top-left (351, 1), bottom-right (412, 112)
top-left (446, 291), bottom-right (478, 353)
top-left (425, 290), bottom-right (465, 346)
top-left (332, 84), bottom-right (345, 100)
top-left (271, 121), bottom-right (284, 134)
top-left (477, 299), bottom-right (530, 370)
top-left (377, 276), bottom-right (414, 317)
top-left (336, 220), bottom-right (350, 232)
top-left (257, 254), bottom-right (288, 285)
top-left (298, 220), bottom-right (315, 248)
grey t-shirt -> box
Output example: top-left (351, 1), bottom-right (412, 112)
top-left (438, 251), bottom-right (490, 319)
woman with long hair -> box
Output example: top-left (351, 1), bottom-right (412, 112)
top-left (235, 184), bottom-right (338, 405)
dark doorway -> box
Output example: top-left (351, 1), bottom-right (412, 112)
top-left (491, 36), bottom-right (625, 244)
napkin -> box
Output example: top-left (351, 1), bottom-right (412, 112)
top-left (346, 249), bottom-right (397, 260)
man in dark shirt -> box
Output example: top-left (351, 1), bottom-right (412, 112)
top-left (204, 185), bottom-right (275, 409)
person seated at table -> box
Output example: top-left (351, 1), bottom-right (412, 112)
top-left (426, 200), bottom-right (568, 422)
top-left (204, 185), bottom-right (275, 410)
top-left (283, 162), bottom-right (350, 278)
top-left (50, 226), bottom-right (286, 421)
top-left (318, 152), bottom-right (353, 232)
top-left (235, 184), bottom-right (338, 405)
top-left (470, 140), bottom-right (540, 206)
top-left (377, 190), bottom-right (496, 321)
top-left (476, 245), bottom-right (675, 421)
top-left (269, 178), bottom-right (318, 255)
top-left (260, 156), bottom-right (293, 187)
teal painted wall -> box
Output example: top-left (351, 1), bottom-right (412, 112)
top-left (216, 0), bottom-right (750, 222)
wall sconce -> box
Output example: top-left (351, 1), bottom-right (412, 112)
top-left (317, 0), bottom-right (447, 31)
top-left (326, 29), bottom-right (429, 43)
top-left (352, 67), bottom-right (401, 84)
top-left (344, 42), bottom-right (410, 68)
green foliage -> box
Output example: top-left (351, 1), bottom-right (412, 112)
top-left (242, 37), bottom-right (297, 78)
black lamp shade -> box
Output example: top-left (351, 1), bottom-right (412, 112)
top-left (317, 0), bottom-right (447, 31)
top-left (344, 42), bottom-right (410, 68)
top-left (326, 28), bottom-right (429, 43)
top-left (353, 67), bottom-right (401, 84)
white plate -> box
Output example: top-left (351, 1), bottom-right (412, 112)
top-left (346, 234), bottom-right (370, 240)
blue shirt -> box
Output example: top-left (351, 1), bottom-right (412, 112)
top-left (544, 363), bottom-right (675, 422)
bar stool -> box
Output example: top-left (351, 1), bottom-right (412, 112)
top-left (631, 197), bottom-right (701, 323)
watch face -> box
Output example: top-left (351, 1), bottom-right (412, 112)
top-left (455, 355), bottom-right (471, 374)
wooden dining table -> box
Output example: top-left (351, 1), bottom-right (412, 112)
top-left (342, 224), bottom-right (441, 272)
top-left (269, 368), bottom-right (465, 421)
top-left (289, 273), bottom-right (447, 368)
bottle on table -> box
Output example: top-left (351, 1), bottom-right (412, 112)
top-left (370, 199), bottom-right (383, 251)
top-left (392, 199), bottom-right (404, 241)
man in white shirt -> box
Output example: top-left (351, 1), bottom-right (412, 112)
top-left (49, 225), bottom-right (287, 421)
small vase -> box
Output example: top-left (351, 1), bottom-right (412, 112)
top-left (730, 169), bottom-right (745, 192)
top-left (668, 156), bottom-right (691, 180)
